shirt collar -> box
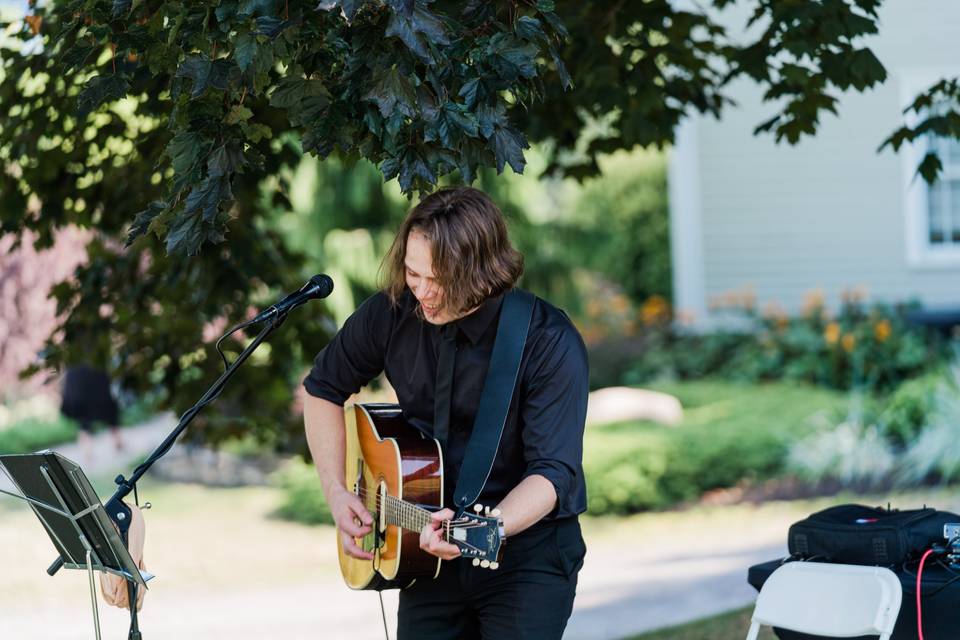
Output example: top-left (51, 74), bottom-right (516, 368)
top-left (454, 292), bottom-right (505, 345)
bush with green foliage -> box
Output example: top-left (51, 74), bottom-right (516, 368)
top-left (874, 371), bottom-right (942, 447)
top-left (614, 292), bottom-right (941, 394)
top-left (0, 416), bottom-right (78, 454)
top-left (273, 457), bottom-right (334, 525)
top-left (584, 380), bottom-right (846, 514)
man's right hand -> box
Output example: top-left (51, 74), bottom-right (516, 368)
top-left (328, 486), bottom-right (375, 560)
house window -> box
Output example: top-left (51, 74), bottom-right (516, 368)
top-left (899, 72), bottom-right (960, 268)
top-left (925, 135), bottom-right (960, 247)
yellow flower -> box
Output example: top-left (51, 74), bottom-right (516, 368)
top-left (824, 322), bottom-right (840, 345)
top-left (640, 295), bottom-right (670, 325)
top-left (842, 333), bottom-right (856, 353)
top-left (874, 319), bottom-right (892, 343)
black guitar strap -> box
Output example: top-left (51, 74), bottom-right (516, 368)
top-left (451, 288), bottom-right (535, 516)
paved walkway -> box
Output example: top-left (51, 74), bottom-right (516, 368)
top-left (0, 419), bottom-right (785, 639)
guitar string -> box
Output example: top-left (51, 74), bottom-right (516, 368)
top-left (353, 486), bottom-right (487, 535)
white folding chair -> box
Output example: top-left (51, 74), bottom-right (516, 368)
top-left (746, 561), bottom-right (902, 640)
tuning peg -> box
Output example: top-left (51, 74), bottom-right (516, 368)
top-left (142, 502), bottom-right (152, 510)
top-left (490, 508), bottom-right (501, 517)
top-left (489, 562), bottom-right (499, 570)
top-left (473, 504), bottom-right (484, 513)
top-left (472, 558), bottom-right (481, 567)
top-left (484, 506), bottom-right (491, 516)
top-left (480, 560), bottom-right (490, 568)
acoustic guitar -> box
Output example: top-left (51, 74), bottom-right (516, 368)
top-left (338, 403), bottom-right (506, 590)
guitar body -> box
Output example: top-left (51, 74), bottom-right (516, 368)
top-left (339, 403), bottom-right (444, 590)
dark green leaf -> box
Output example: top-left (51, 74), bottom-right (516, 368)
top-left (61, 43), bottom-right (97, 74)
top-left (918, 152), bottom-right (942, 184)
top-left (183, 174), bottom-right (233, 223)
top-left (175, 56), bottom-right (234, 99)
top-left (239, 0), bottom-right (277, 17)
top-left (235, 33), bottom-right (257, 72)
top-left (549, 45), bottom-right (572, 90)
top-left (398, 150), bottom-right (435, 192)
top-left (111, 0), bottom-right (132, 18)
top-left (490, 125), bottom-right (528, 174)
top-left (516, 16), bottom-right (546, 42)
top-left (270, 77), bottom-right (306, 109)
top-left (254, 16), bottom-right (285, 37)
top-left (300, 80), bottom-right (332, 120)
top-left (444, 104), bottom-right (478, 138)
top-left (459, 78), bottom-right (482, 109)
top-left (215, 2), bottom-right (239, 23)
top-left (125, 200), bottom-right (167, 246)
top-left (77, 75), bottom-right (130, 117)
top-left (487, 33), bottom-right (538, 81)
top-left (207, 144), bottom-right (245, 177)
top-left (385, 11), bottom-right (428, 61)
top-left (380, 155), bottom-right (401, 181)
top-left (164, 211), bottom-right (204, 255)
top-left (541, 10), bottom-right (568, 39)
top-left (166, 131), bottom-right (206, 174)
top-left (226, 105), bottom-right (255, 125)
top-left (364, 67), bottom-right (417, 118)
top-left (411, 6), bottom-right (449, 46)
top-left (388, 0), bottom-right (414, 18)
top-left (476, 102), bottom-right (507, 138)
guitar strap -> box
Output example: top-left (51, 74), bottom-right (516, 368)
top-left (451, 288), bottom-right (535, 517)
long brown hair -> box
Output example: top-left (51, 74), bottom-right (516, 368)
top-left (382, 187), bottom-right (524, 314)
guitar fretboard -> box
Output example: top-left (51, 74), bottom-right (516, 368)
top-left (361, 490), bottom-right (447, 540)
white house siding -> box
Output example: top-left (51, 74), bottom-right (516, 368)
top-left (670, 0), bottom-right (960, 322)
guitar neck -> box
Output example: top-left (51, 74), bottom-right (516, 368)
top-left (379, 494), bottom-right (450, 540)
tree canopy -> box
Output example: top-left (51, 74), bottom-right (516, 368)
top-left (0, 0), bottom-right (954, 449)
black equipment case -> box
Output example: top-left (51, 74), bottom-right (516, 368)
top-left (788, 504), bottom-right (955, 565)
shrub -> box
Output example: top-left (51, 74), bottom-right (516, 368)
top-left (273, 457), bottom-right (333, 525)
top-left (875, 371), bottom-right (942, 447)
top-left (621, 290), bottom-right (942, 393)
top-left (584, 381), bottom-right (846, 514)
top-left (787, 420), bottom-right (896, 486)
top-left (0, 395), bottom-right (78, 454)
top-left (896, 366), bottom-right (960, 485)
top-left (0, 415), bottom-right (78, 454)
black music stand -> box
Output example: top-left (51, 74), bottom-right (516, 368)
top-left (0, 451), bottom-right (152, 640)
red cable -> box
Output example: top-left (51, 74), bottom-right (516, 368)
top-left (917, 549), bottom-right (935, 640)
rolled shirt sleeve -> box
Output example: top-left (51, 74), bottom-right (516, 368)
top-left (302, 292), bottom-right (392, 405)
top-left (519, 323), bottom-right (589, 518)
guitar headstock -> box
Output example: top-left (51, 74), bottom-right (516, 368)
top-left (446, 503), bottom-right (505, 570)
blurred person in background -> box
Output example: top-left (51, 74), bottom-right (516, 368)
top-left (61, 364), bottom-right (123, 463)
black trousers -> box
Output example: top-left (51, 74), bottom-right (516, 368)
top-left (397, 517), bottom-right (586, 640)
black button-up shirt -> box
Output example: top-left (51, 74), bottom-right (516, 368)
top-left (303, 288), bottom-right (588, 521)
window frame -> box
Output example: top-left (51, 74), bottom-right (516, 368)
top-left (899, 69), bottom-right (960, 269)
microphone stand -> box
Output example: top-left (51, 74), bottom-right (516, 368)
top-left (47, 308), bottom-right (295, 640)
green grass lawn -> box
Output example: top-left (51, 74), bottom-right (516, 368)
top-left (623, 606), bottom-right (776, 640)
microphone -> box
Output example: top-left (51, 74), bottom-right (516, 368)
top-left (250, 274), bottom-right (334, 323)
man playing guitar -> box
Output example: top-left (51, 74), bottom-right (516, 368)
top-left (302, 186), bottom-right (588, 639)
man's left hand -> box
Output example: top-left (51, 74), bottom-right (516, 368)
top-left (419, 508), bottom-right (462, 561)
